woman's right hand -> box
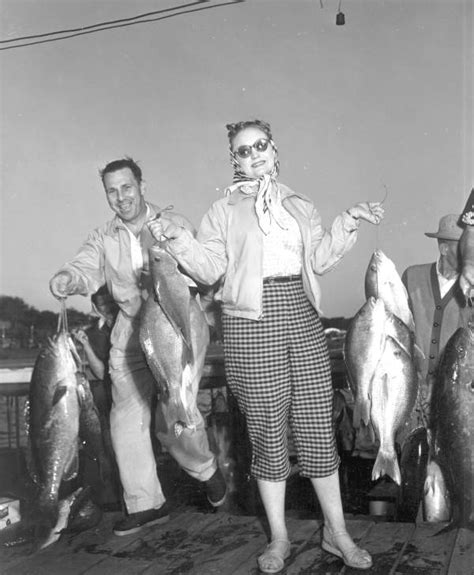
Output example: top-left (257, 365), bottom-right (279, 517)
top-left (347, 202), bottom-right (385, 225)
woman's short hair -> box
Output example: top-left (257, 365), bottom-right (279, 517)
top-left (225, 119), bottom-right (273, 145)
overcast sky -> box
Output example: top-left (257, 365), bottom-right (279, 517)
top-left (1, 0), bottom-right (472, 318)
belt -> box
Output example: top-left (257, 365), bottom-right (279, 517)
top-left (263, 275), bottom-right (302, 284)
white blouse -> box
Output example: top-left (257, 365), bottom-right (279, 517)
top-left (262, 208), bottom-right (303, 277)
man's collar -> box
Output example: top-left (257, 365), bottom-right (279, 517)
top-left (111, 203), bottom-right (153, 232)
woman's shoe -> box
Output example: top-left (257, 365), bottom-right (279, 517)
top-left (321, 527), bottom-right (372, 570)
top-left (257, 538), bottom-right (291, 574)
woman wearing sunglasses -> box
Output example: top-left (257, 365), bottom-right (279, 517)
top-left (148, 119), bottom-right (384, 573)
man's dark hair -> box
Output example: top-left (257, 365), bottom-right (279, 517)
top-left (99, 156), bottom-right (142, 184)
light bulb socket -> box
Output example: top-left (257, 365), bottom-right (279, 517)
top-left (336, 11), bottom-right (345, 25)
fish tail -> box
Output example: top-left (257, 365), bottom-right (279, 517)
top-left (32, 498), bottom-right (58, 539)
top-left (423, 474), bottom-right (434, 497)
top-left (372, 449), bottom-right (401, 485)
top-left (352, 399), bottom-right (371, 428)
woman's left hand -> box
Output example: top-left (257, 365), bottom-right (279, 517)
top-left (348, 202), bottom-right (385, 225)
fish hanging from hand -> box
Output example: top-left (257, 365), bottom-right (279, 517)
top-left (139, 244), bottom-right (210, 437)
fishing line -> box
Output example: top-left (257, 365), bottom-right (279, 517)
top-left (373, 183), bottom-right (389, 299)
top-left (56, 298), bottom-right (69, 334)
top-left (62, 299), bottom-right (69, 334)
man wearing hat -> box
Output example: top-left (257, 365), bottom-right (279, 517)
top-left (402, 214), bottom-right (471, 423)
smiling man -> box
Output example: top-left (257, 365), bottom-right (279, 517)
top-left (49, 157), bottom-right (226, 536)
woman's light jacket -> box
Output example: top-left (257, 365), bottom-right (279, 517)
top-left (166, 182), bottom-right (360, 320)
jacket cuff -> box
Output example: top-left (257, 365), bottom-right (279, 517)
top-left (342, 210), bottom-right (360, 232)
top-left (166, 227), bottom-right (193, 255)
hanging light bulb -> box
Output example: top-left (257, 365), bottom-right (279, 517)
top-left (336, 0), bottom-right (345, 25)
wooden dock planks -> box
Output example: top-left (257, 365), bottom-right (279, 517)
top-left (1, 508), bottom-right (473, 574)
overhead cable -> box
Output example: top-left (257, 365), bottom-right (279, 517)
top-left (0, 0), bottom-right (243, 51)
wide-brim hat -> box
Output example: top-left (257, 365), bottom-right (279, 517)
top-left (425, 214), bottom-right (463, 241)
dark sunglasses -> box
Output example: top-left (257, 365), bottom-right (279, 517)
top-left (233, 138), bottom-right (271, 159)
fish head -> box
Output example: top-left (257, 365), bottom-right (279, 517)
top-left (367, 249), bottom-right (391, 274)
top-left (35, 330), bottom-right (78, 386)
top-left (41, 331), bottom-right (73, 362)
top-left (365, 249), bottom-right (397, 295)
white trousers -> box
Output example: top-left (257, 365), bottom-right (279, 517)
top-left (109, 314), bottom-right (216, 514)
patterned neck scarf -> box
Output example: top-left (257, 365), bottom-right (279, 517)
top-left (225, 140), bottom-right (286, 235)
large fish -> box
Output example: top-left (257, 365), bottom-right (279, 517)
top-left (345, 296), bottom-right (415, 429)
top-left (344, 297), bottom-right (387, 427)
top-left (26, 330), bottom-right (81, 534)
top-left (75, 370), bottom-right (113, 486)
top-left (398, 426), bottom-right (429, 522)
top-left (370, 334), bottom-right (418, 485)
top-left (140, 245), bottom-right (210, 434)
top-left (365, 249), bottom-right (415, 332)
top-left (422, 459), bottom-right (452, 523)
top-left (430, 324), bottom-right (474, 528)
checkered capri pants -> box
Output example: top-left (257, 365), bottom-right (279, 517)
top-left (222, 277), bottom-right (340, 481)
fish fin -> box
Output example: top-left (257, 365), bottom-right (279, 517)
top-left (413, 343), bottom-right (425, 363)
top-left (390, 337), bottom-right (412, 358)
top-left (352, 399), bottom-right (371, 429)
top-left (423, 473), bottom-right (434, 497)
top-left (372, 449), bottom-right (401, 485)
top-left (52, 386), bottom-right (68, 406)
top-left (63, 453), bottom-right (80, 482)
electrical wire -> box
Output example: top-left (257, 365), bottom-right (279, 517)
top-left (0, 0), bottom-right (243, 52)
top-left (1, 1), bottom-right (204, 44)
